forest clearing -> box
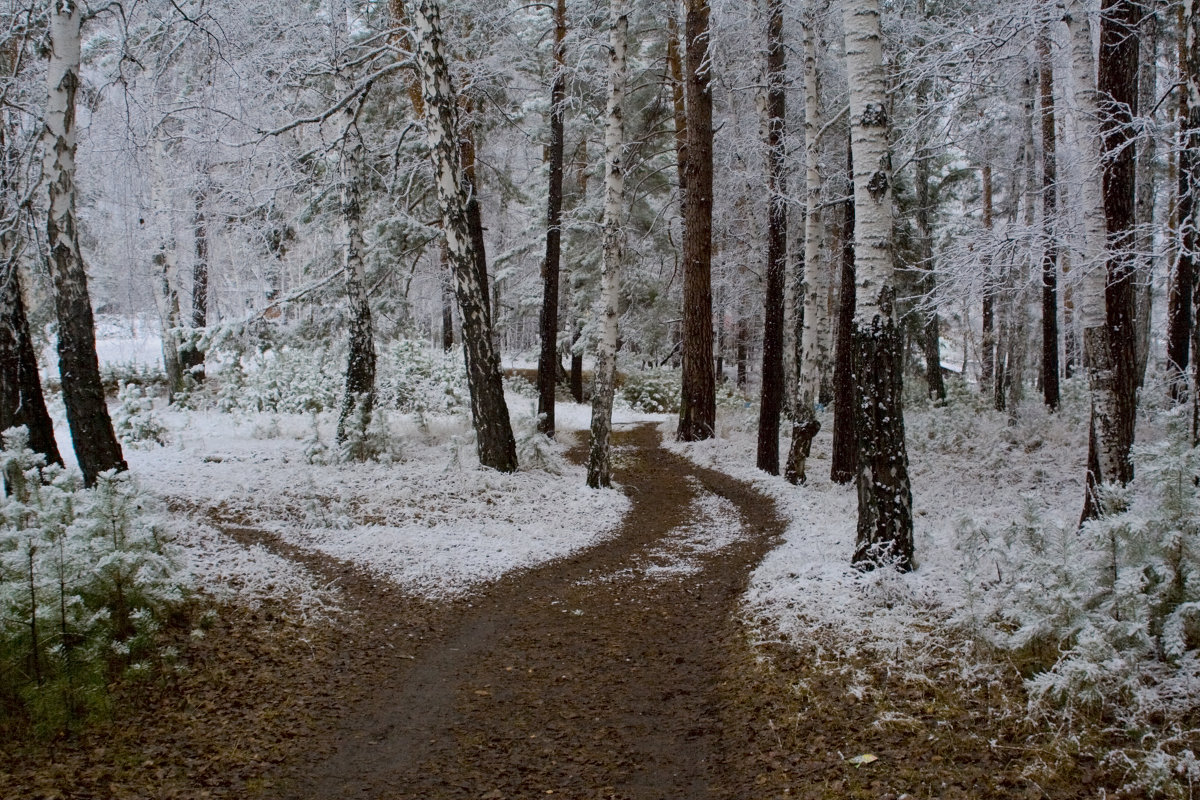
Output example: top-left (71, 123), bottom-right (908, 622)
top-left (2, 0), bottom-right (1199, 796)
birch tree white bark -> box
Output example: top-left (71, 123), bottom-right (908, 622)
top-left (785, 0), bottom-right (827, 485)
top-left (44, 1), bottom-right (126, 486)
top-left (843, 0), bottom-right (913, 569)
top-left (411, 0), bottom-right (517, 472)
top-left (586, 0), bottom-right (628, 490)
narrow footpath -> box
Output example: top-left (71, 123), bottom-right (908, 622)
top-left (275, 422), bottom-right (787, 799)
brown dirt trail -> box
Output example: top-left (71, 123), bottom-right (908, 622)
top-left (275, 422), bottom-right (786, 799)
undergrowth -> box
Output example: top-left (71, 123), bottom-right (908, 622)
top-left (0, 428), bottom-right (189, 737)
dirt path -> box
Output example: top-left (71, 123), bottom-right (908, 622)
top-left (268, 422), bottom-right (786, 799)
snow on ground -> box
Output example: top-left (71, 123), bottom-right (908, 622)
top-left (664, 389), bottom-right (1088, 664)
top-left (122, 399), bottom-right (663, 601)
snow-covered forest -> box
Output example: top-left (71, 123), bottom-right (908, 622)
top-left (2, 0), bottom-right (1199, 796)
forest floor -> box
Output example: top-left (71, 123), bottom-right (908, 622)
top-left (3, 423), bottom-right (1117, 799)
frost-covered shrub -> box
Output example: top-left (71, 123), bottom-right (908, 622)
top-left (377, 340), bottom-right (468, 414)
top-left (620, 368), bottom-right (680, 413)
top-left (505, 373), bottom-right (538, 400)
top-left (338, 402), bottom-right (403, 464)
top-left (0, 428), bottom-right (188, 734)
top-left (513, 409), bottom-right (563, 474)
top-left (955, 413), bottom-right (1200, 791)
top-left (215, 346), bottom-right (342, 414)
top-left (112, 382), bottom-right (169, 447)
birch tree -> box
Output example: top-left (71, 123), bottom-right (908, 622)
top-left (411, 0), bottom-right (517, 472)
top-left (843, 0), bottom-right (913, 569)
top-left (44, 1), bottom-right (126, 486)
top-left (786, 0), bottom-right (827, 485)
top-left (586, 0), bottom-right (628, 490)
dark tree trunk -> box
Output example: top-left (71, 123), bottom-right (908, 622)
top-left (676, 0), bottom-right (716, 442)
top-left (441, 265), bottom-right (455, 351)
top-left (182, 187), bottom-right (207, 380)
top-left (851, 306), bottom-right (913, 570)
top-left (44, 4), bottom-right (126, 487)
top-left (537, 0), bottom-right (567, 437)
top-left (0, 262), bottom-right (63, 469)
top-left (1182, 0), bottom-right (1200, 442)
top-left (756, 0), bottom-right (787, 475)
top-left (1039, 35), bottom-right (1061, 411)
top-left (460, 118), bottom-right (491, 326)
top-left (736, 318), bottom-right (748, 389)
top-left (570, 328), bottom-right (583, 402)
top-left (914, 151), bottom-right (945, 402)
top-left (980, 164), bottom-right (995, 396)
top-left (831, 168), bottom-right (857, 485)
top-left (413, 0), bottom-right (516, 472)
top-left (666, 16), bottom-right (688, 202)
top-left (1083, 0), bottom-right (1140, 521)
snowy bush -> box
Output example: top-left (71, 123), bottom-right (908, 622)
top-left (112, 382), bottom-right (169, 447)
top-left (338, 402), bottom-right (403, 464)
top-left (620, 368), bottom-right (680, 413)
top-left (954, 412), bottom-right (1200, 791)
top-left (377, 340), bottom-right (468, 415)
top-left (0, 428), bottom-right (189, 734)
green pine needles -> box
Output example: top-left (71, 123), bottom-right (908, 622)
top-left (0, 428), bottom-right (189, 736)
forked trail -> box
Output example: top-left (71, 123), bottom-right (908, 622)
top-left (272, 422), bottom-right (787, 799)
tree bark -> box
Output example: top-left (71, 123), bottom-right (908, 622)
top-left (586, 0), bottom-right (627, 489)
top-left (1038, 34), bottom-right (1061, 411)
top-left (537, 0), bottom-right (567, 437)
top-left (182, 186), bottom-right (207, 380)
top-left (1181, 0), bottom-right (1200, 442)
top-left (756, 0), bottom-right (787, 475)
top-left (1172, 0), bottom-right (1198, 406)
top-left (1081, 0), bottom-right (1140, 521)
top-left (831, 141), bottom-right (857, 485)
top-left (786, 0), bottom-right (827, 485)
top-left (412, 0), bottom-right (516, 472)
top-left (980, 164), bottom-right (995, 396)
top-left (676, 0), bottom-right (716, 442)
top-left (334, 114), bottom-right (378, 450)
top-left (43, 2), bottom-right (126, 487)
top-left (0, 260), bottom-right (63, 469)
top-left (844, 0), bottom-right (913, 570)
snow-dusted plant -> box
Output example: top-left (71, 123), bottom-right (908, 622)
top-left (112, 382), bottom-right (169, 447)
top-left (0, 428), bottom-right (188, 733)
top-left (955, 412), bottom-right (1200, 787)
top-left (514, 409), bottom-right (563, 474)
top-left (337, 400), bottom-right (402, 464)
top-left (619, 368), bottom-right (680, 413)
top-left (377, 339), bottom-right (468, 414)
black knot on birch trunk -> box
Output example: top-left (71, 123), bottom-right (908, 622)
top-left (860, 101), bottom-right (887, 128)
top-left (867, 170), bottom-right (889, 202)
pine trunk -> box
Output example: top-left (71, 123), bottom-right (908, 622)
top-left (537, 0), bottom-right (567, 437)
top-left (844, 0), bottom-right (913, 570)
top-left (1182, 0), bottom-right (1199, 441)
top-left (0, 260), bottom-right (63, 469)
top-left (677, 0), bottom-right (716, 442)
top-left (44, 2), bottom-right (126, 487)
top-left (831, 142), bottom-right (858, 485)
top-left (1082, 0), bottom-right (1140, 521)
top-left (1174, 0), bottom-right (1198, 407)
top-left (586, 0), bottom-right (627, 489)
top-left (1039, 34), bottom-right (1061, 411)
top-left (756, 0), bottom-right (787, 475)
top-left (412, 0), bottom-right (516, 472)
top-left (980, 164), bottom-right (995, 396)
